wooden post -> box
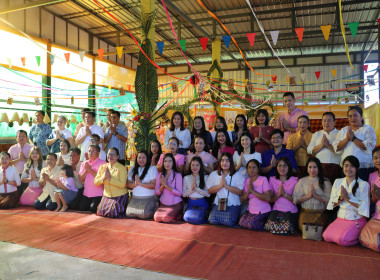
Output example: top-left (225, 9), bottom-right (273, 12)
top-left (42, 38), bottom-right (51, 119)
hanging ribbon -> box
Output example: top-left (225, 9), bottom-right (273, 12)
top-left (338, 0), bottom-right (354, 69)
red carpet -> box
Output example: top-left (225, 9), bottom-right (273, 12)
top-left (0, 207), bottom-right (379, 279)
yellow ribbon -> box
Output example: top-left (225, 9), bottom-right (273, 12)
top-left (338, 0), bottom-right (354, 69)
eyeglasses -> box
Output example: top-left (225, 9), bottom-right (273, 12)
top-left (108, 154), bottom-right (117, 157)
top-left (90, 139), bottom-right (99, 143)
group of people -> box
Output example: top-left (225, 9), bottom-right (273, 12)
top-left (0, 91), bottom-right (379, 253)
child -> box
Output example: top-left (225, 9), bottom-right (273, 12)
top-left (54, 164), bottom-right (78, 212)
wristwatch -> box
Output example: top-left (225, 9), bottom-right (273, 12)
top-left (351, 136), bottom-right (356, 141)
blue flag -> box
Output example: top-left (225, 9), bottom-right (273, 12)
top-left (156, 41), bottom-right (164, 55)
top-left (222, 35), bottom-right (231, 48)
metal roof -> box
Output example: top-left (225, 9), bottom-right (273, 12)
top-left (41, 0), bottom-right (379, 66)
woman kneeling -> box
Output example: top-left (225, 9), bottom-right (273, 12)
top-left (239, 159), bottom-right (272, 230)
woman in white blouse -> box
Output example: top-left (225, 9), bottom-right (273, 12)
top-left (233, 132), bottom-right (262, 178)
top-left (0, 152), bottom-right (22, 208)
top-left (164, 111), bottom-right (191, 155)
top-left (183, 157), bottom-right (210, 224)
top-left (207, 152), bottom-right (244, 227)
top-left (307, 112), bottom-right (341, 184)
top-left (333, 106), bottom-right (376, 181)
top-left (56, 139), bottom-right (71, 167)
top-left (323, 155), bottom-right (369, 246)
top-left (126, 150), bottom-right (158, 219)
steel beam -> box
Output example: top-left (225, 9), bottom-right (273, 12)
top-left (0, 0), bottom-right (66, 14)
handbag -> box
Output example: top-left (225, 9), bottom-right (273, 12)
top-left (264, 210), bottom-right (294, 235)
top-left (301, 211), bottom-right (324, 241)
top-left (217, 177), bottom-right (232, 211)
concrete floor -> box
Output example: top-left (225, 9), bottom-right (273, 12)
top-left (0, 242), bottom-right (194, 280)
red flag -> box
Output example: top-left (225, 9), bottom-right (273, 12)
top-left (127, 84), bottom-right (131, 91)
top-left (64, 53), bottom-right (70, 64)
top-left (271, 75), bottom-right (277, 84)
top-left (246, 33), bottom-right (256, 47)
top-left (377, 18), bottom-right (380, 25)
top-left (315, 71), bottom-right (321, 80)
top-left (98, 49), bottom-right (104, 60)
top-left (295, 28), bottom-right (304, 42)
top-left (21, 57), bottom-right (26, 67)
top-left (363, 65), bottom-right (368, 72)
top-left (199, 37), bottom-right (208, 51)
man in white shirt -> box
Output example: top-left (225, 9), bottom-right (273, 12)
top-left (75, 111), bottom-right (104, 161)
top-left (307, 112), bottom-right (341, 184)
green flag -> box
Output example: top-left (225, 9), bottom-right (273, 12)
top-left (35, 56), bottom-right (41, 66)
top-left (179, 39), bottom-right (186, 52)
top-left (348, 22), bottom-right (359, 38)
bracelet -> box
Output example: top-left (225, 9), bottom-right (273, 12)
top-left (352, 136), bottom-right (356, 142)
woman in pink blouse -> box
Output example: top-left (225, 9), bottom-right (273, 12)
top-left (154, 153), bottom-right (183, 223)
top-left (265, 157), bottom-right (299, 235)
top-left (359, 146), bottom-right (380, 252)
top-left (239, 159), bottom-right (273, 230)
top-left (157, 137), bottom-right (185, 174)
top-left (186, 136), bottom-right (217, 174)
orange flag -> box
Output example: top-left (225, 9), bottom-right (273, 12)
top-left (64, 53), bottom-right (70, 64)
top-left (98, 49), bottom-right (104, 60)
top-left (21, 57), bottom-right (26, 67)
top-left (330, 69), bottom-right (337, 77)
top-left (320, 25), bottom-right (332, 41)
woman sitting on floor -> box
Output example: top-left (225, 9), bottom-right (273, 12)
top-left (157, 137), bottom-right (185, 174)
top-left (323, 155), bottom-right (369, 246)
top-left (239, 159), bottom-right (272, 231)
top-left (126, 150), bottom-right (158, 219)
top-left (207, 153), bottom-right (244, 227)
top-left (359, 146), bottom-right (380, 252)
top-left (56, 139), bottom-right (71, 167)
top-left (183, 156), bottom-right (210, 224)
top-left (95, 148), bottom-right (128, 218)
top-left (19, 147), bottom-right (45, 206)
top-left (293, 157), bottom-right (332, 234)
top-left (0, 152), bottom-right (21, 209)
top-left (265, 157), bottom-right (299, 235)
top-left (154, 153), bottom-right (183, 223)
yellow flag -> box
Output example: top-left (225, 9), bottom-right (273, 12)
top-left (320, 25), bottom-right (332, 41)
top-left (331, 69), bottom-right (337, 77)
top-left (116, 46), bottom-right (123, 59)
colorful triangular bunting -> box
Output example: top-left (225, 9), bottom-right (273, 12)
top-left (270, 30), bottom-right (279, 45)
top-left (199, 37), bottom-right (208, 51)
top-left (97, 49), bottom-right (104, 60)
top-left (35, 56), bottom-right (41, 66)
top-left (271, 75), bottom-right (277, 84)
top-left (156, 41), bottom-right (164, 55)
top-left (300, 73), bottom-right (306, 81)
top-left (64, 53), bottom-right (70, 64)
top-left (348, 22), bottom-right (359, 38)
top-left (315, 71), bottom-right (321, 80)
top-left (346, 67), bottom-right (352, 75)
top-left (116, 46), bottom-right (123, 59)
top-left (21, 57), bottom-right (26, 67)
top-left (295, 28), bottom-right (304, 42)
top-left (222, 35), bottom-right (231, 48)
top-left (179, 39), bottom-right (186, 52)
top-left (330, 69), bottom-right (337, 77)
top-left (246, 33), bottom-right (256, 47)
top-left (7, 58), bottom-right (12, 68)
top-left (50, 54), bottom-right (55, 65)
top-left (320, 25), bottom-right (332, 41)
top-left (79, 51), bottom-right (85, 62)
top-left (363, 64), bottom-right (368, 72)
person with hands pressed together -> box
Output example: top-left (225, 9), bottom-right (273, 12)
top-left (47, 115), bottom-right (73, 153)
top-left (164, 111), bottom-right (191, 155)
top-left (73, 108), bottom-right (90, 140)
top-left (265, 157), bottom-right (299, 235)
top-left (333, 106), bottom-right (376, 181)
top-left (77, 145), bottom-right (106, 212)
top-left (157, 137), bottom-right (185, 174)
top-left (19, 147), bottom-right (45, 206)
top-left (276, 92), bottom-right (308, 145)
top-left (233, 132), bottom-right (261, 178)
top-left (9, 130), bottom-right (33, 176)
top-left (186, 136), bottom-right (216, 175)
top-left (75, 111), bottom-right (104, 161)
top-left (207, 153), bottom-right (244, 227)
top-left (0, 152), bottom-right (22, 209)
top-left (250, 109), bottom-right (274, 154)
top-left (104, 111), bottom-right (128, 165)
top-left (56, 139), bottom-right (71, 167)
top-left (286, 115), bottom-right (313, 176)
top-left (293, 157), bottom-right (332, 233)
top-left (261, 129), bottom-right (298, 178)
top-left (211, 130), bottom-right (235, 167)
top-left (307, 112), bottom-right (341, 184)
top-left (239, 159), bottom-right (273, 231)
top-left (34, 153), bottom-right (60, 211)
top-left (323, 155), bottom-right (369, 246)
top-left (359, 146), bottom-right (380, 252)
top-left (183, 157), bottom-right (210, 224)
top-left (53, 165), bottom-right (78, 212)
top-left (126, 150), bottom-right (158, 219)
top-left (95, 148), bottom-right (128, 218)
top-left (154, 153), bottom-right (183, 223)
